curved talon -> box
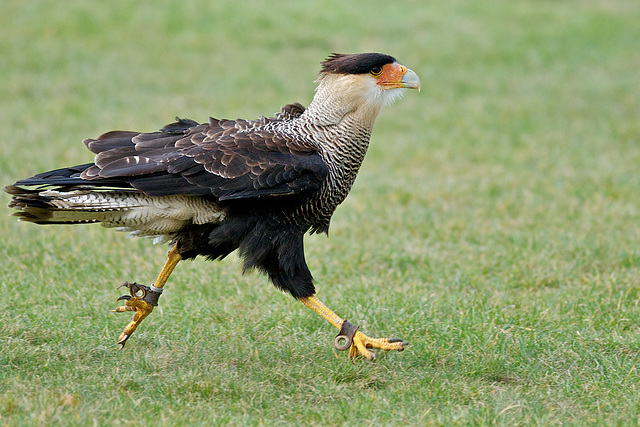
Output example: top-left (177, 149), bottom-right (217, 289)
top-left (118, 281), bottom-right (147, 299)
top-left (117, 334), bottom-right (130, 349)
top-left (111, 244), bottom-right (181, 348)
top-left (116, 281), bottom-right (162, 306)
top-left (112, 281), bottom-right (161, 348)
top-left (348, 331), bottom-right (408, 360)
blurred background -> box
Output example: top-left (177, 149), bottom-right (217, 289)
top-left (1, 0), bottom-right (639, 424)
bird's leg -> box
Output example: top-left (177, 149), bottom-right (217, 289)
top-left (299, 295), bottom-right (407, 360)
top-left (112, 243), bottom-right (182, 348)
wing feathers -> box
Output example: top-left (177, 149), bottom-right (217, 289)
top-left (65, 109), bottom-right (327, 201)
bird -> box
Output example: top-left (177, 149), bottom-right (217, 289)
top-left (4, 53), bottom-right (420, 359)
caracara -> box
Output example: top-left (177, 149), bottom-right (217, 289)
top-left (5, 53), bottom-right (420, 359)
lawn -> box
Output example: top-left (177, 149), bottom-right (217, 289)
top-left (2, 0), bottom-right (640, 425)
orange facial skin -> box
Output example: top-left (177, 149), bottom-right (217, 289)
top-left (376, 63), bottom-right (408, 89)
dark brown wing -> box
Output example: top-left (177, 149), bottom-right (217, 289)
top-left (75, 111), bottom-right (327, 200)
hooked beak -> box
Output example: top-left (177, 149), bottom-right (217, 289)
top-left (399, 68), bottom-right (421, 91)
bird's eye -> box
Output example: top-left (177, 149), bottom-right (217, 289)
top-left (370, 66), bottom-right (383, 77)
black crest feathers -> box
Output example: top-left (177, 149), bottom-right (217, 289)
top-left (320, 53), bottom-right (396, 75)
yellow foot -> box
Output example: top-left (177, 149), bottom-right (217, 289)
top-left (348, 331), bottom-right (407, 360)
top-left (112, 282), bottom-right (160, 348)
top-left (299, 296), bottom-right (407, 360)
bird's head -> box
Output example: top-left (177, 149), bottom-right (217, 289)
top-left (309, 53), bottom-right (421, 127)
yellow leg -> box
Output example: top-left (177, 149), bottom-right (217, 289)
top-left (299, 295), bottom-right (407, 360)
top-left (113, 244), bottom-right (182, 347)
top-left (152, 244), bottom-right (183, 291)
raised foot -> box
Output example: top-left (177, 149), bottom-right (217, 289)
top-left (349, 331), bottom-right (407, 360)
top-left (112, 282), bottom-right (160, 348)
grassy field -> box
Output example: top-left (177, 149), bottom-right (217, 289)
top-left (2, 0), bottom-right (640, 425)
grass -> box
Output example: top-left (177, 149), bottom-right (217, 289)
top-left (2, 0), bottom-right (640, 425)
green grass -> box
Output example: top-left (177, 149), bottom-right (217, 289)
top-left (2, 0), bottom-right (640, 425)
